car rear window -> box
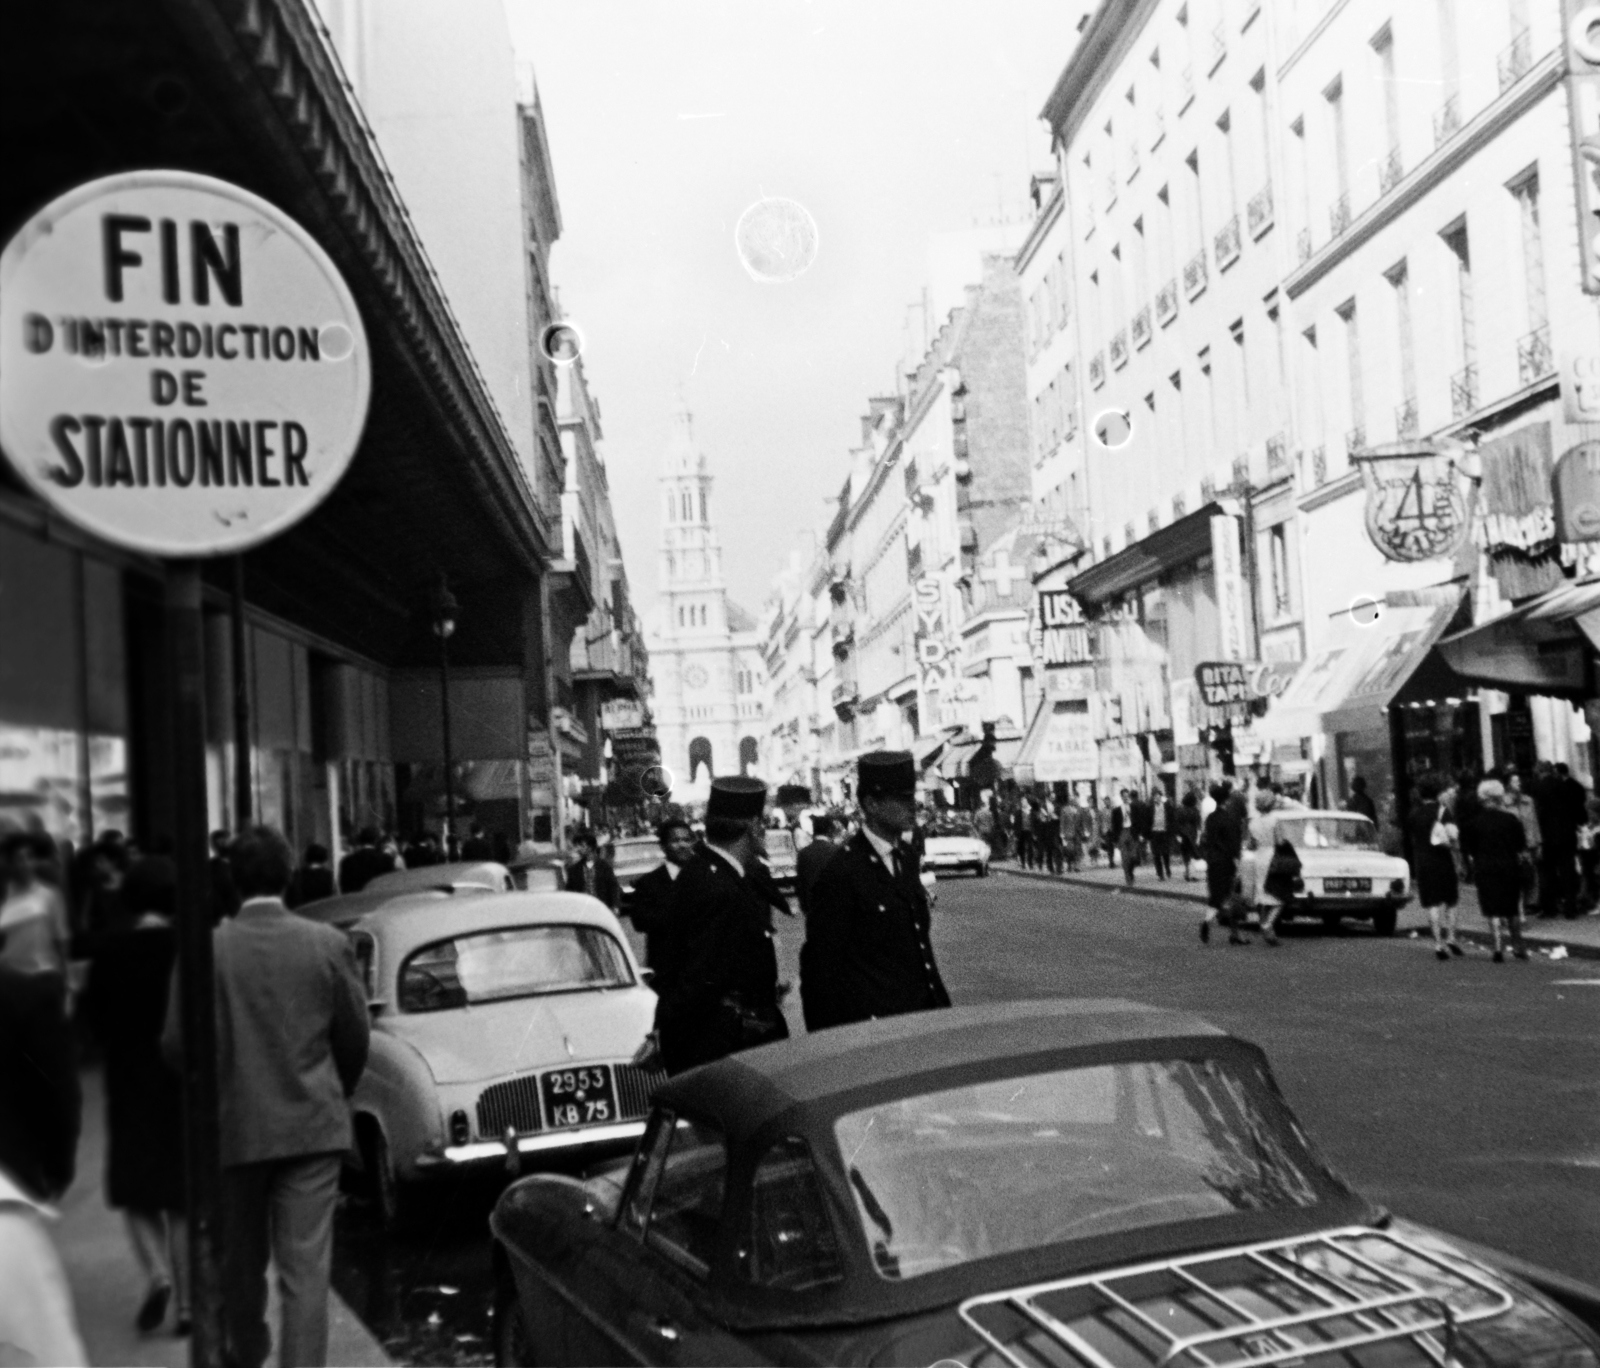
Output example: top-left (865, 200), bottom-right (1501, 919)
top-left (834, 1057), bottom-right (1344, 1281)
top-left (398, 923), bottom-right (633, 1012)
top-left (1275, 817), bottom-right (1378, 850)
top-left (735, 1136), bottom-right (844, 1292)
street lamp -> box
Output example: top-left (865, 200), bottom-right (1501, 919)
top-left (432, 578), bottom-right (459, 857)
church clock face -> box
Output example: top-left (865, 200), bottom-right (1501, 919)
top-left (684, 664), bottom-right (709, 689)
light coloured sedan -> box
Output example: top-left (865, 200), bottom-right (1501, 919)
top-left (340, 890), bottom-right (661, 1227)
top-left (366, 860), bottom-right (514, 894)
top-left (1238, 811), bottom-right (1411, 936)
top-left (922, 821), bottom-right (991, 878)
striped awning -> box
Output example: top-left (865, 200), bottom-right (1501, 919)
top-left (1437, 576), bottom-right (1600, 699)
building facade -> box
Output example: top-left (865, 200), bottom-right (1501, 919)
top-left (647, 401), bottom-right (767, 805)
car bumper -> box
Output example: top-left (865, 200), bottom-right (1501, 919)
top-left (1277, 895), bottom-right (1411, 913)
top-left (415, 1119), bottom-right (648, 1168)
top-left (924, 854), bottom-right (987, 869)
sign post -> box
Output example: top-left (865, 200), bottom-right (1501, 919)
top-left (1, 170), bottom-right (370, 1368)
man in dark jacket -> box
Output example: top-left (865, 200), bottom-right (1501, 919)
top-left (1534, 762), bottom-right (1586, 918)
top-left (652, 778), bottom-right (788, 1075)
top-left (625, 818), bottom-right (696, 968)
top-left (801, 751), bottom-right (951, 1032)
top-left (0, 963), bottom-right (80, 1206)
top-left (1344, 775), bottom-right (1377, 823)
top-left (564, 829), bottom-right (622, 911)
top-left (338, 827), bottom-right (395, 894)
top-left (794, 814), bottom-right (841, 915)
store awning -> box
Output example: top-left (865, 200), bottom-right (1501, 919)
top-left (911, 734), bottom-right (946, 769)
top-left (1066, 501), bottom-right (1225, 606)
top-left (938, 740), bottom-right (982, 777)
top-left (1436, 576), bottom-right (1600, 700)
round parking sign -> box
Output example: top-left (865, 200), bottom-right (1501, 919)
top-left (0, 171), bottom-right (370, 557)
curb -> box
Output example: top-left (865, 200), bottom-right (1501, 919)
top-left (989, 863), bottom-right (1600, 961)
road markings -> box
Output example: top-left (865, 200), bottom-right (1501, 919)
top-left (1551, 978), bottom-right (1600, 986)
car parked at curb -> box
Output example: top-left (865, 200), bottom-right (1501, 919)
top-left (1238, 811), bottom-right (1412, 936)
top-left (489, 999), bottom-right (1599, 1366)
top-left (336, 890), bottom-right (663, 1228)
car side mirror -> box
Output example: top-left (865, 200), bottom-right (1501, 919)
top-left (639, 967), bottom-right (655, 984)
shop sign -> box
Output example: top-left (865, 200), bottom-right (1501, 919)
top-left (1565, 1), bottom-right (1600, 294)
top-left (1209, 513), bottom-right (1250, 660)
top-left (1193, 660), bottom-right (1297, 707)
top-left (1036, 588), bottom-right (1099, 666)
top-left (608, 727), bottom-right (661, 772)
top-left (1475, 423), bottom-right (1556, 554)
top-left (0, 171), bottom-right (370, 557)
top-left (1099, 737), bottom-right (1142, 777)
top-left (527, 729), bottom-right (557, 788)
top-left (1553, 441), bottom-right (1600, 542)
top-left (1561, 352), bottom-right (1600, 421)
top-left (1033, 699), bottom-right (1098, 783)
top-left (913, 576), bottom-right (957, 695)
top-left (600, 699), bottom-right (644, 731)
top-left (1353, 448), bottom-right (1471, 563)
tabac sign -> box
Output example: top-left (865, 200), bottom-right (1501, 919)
top-left (0, 171), bottom-right (370, 557)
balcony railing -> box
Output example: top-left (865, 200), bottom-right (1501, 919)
top-left (1498, 28), bottom-right (1532, 92)
top-left (1109, 329), bottom-right (1129, 369)
top-left (1346, 424), bottom-right (1367, 455)
top-left (1183, 248), bottom-right (1208, 299)
top-left (1247, 184), bottom-right (1274, 238)
top-left (1172, 493), bottom-right (1187, 518)
top-left (1433, 93), bottom-right (1461, 148)
top-left (1297, 226), bottom-right (1313, 263)
top-left (1155, 278), bottom-right (1179, 326)
top-left (1518, 324), bottom-right (1553, 386)
top-left (1126, 144), bottom-right (1140, 181)
top-left (1311, 446), bottom-right (1328, 485)
top-left (1148, 508), bottom-right (1161, 534)
top-left (1450, 363), bottom-right (1479, 418)
top-left (1179, 65), bottom-right (1195, 111)
top-left (1151, 107), bottom-right (1165, 148)
top-left (1124, 520), bottom-right (1138, 545)
top-left (1199, 475), bottom-right (1216, 503)
top-left (1378, 145), bottom-right (1404, 195)
top-left (1209, 22), bottom-right (1227, 73)
top-left (1088, 351), bottom-right (1106, 389)
top-left (1214, 214), bottom-right (1242, 269)
top-left (1267, 432), bottom-right (1288, 474)
top-left (1231, 455), bottom-right (1250, 489)
top-left (1330, 192), bottom-right (1352, 237)
top-left (1395, 396), bottom-right (1419, 439)
top-left (1131, 306), bottom-right (1152, 349)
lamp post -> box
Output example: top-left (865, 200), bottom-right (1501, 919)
top-left (432, 578), bottom-right (458, 857)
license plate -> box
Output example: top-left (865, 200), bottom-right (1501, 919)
top-left (1323, 877), bottom-right (1371, 893)
top-left (540, 1064), bottom-right (617, 1130)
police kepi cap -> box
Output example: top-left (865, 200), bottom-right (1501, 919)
top-left (857, 751), bottom-right (916, 798)
top-left (776, 783), bottom-right (812, 807)
top-left (706, 776), bottom-right (768, 820)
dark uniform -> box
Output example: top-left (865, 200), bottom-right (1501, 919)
top-left (652, 779), bottom-right (789, 1075)
top-left (625, 862), bottom-right (677, 969)
top-left (794, 831), bottom-right (840, 915)
top-left (800, 752), bottom-right (951, 1032)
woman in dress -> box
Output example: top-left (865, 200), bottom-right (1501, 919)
top-left (0, 831), bottom-right (70, 980)
top-left (1408, 774), bottom-right (1462, 960)
top-left (1174, 790), bottom-right (1202, 880)
top-left (80, 855), bottom-right (190, 1335)
top-left (1199, 784), bottom-right (1246, 945)
top-left (1464, 779), bottom-right (1530, 963)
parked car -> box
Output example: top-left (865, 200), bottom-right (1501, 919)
top-left (340, 890), bottom-right (663, 1228)
top-left (366, 860), bottom-right (515, 895)
top-left (613, 836), bottom-right (666, 914)
top-left (764, 828), bottom-right (798, 890)
top-left (921, 818), bottom-right (990, 877)
top-left (1238, 811), bottom-right (1412, 936)
top-left (490, 1000), bottom-right (1599, 1366)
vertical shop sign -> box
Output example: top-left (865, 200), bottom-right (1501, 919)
top-left (1210, 513), bottom-right (1250, 661)
top-left (913, 575), bottom-right (955, 724)
top-left (1566, 1), bottom-right (1600, 293)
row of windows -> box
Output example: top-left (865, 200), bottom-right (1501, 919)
top-left (664, 486), bottom-right (709, 523)
top-left (677, 603), bottom-right (710, 628)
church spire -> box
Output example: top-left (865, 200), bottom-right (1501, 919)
top-left (663, 387), bottom-right (703, 475)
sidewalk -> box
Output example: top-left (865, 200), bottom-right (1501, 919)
top-left (991, 858), bottom-right (1600, 960)
top-left (56, 1067), bottom-right (391, 1368)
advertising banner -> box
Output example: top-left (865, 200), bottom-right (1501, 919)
top-left (1033, 699), bottom-right (1098, 782)
top-left (1209, 513), bottom-right (1250, 661)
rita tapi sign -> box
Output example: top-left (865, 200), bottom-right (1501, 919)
top-left (1194, 660), bottom-right (1297, 708)
top-left (0, 170), bottom-right (370, 557)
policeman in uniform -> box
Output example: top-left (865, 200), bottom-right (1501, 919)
top-left (800, 751), bottom-right (951, 1032)
top-left (652, 777), bottom-right (789, 1075)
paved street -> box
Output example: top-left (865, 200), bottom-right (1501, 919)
top-left (330, 872), bottom-right (1599, 1365)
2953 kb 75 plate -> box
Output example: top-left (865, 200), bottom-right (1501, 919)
top-left (540, 1065), bottom-right (617, 1130)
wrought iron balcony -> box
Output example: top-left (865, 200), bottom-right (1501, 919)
top-left (1155, 278), bottom-right (1178, 326)
top-left (1125, 144), bottom-right (1140, 181)
top-left (1172, 492), bottom-right (1187, 517)
top-left (1346, 424), bottom-right (1367, 455)
top-left (1231, 455), bottom-right (1249, 488)
top-left (1124, 520), bottom-right (1137, 545)
top-left (1297, 226), bottom-right (1313, 263)
top-left (1247, 184), bottom-right (1274, 238)
top-left (1266, 433), bottom-right (1287, 474)
top-left (1151, 107), bottom-right (1165, 148)
top-left (1131, 306), bottom-right (1152, 350)
top-left (1498, 28), bottom-right (1531, 92)
top-left (1199, 475), bottom-right (1216, 502)
top-left (1433, 93), bottom-right (1461, 148)
top-left (1311, 446), bottom-right (1328, 485)
top-left (1179, 65), bottom-right (1194, 111)
top-left (1518, 324), bottom-right (1553, 386)
top-left (1395, 395), bottom-right (1418, 439)
top-left (1183, 248), bottom-right (1208, 299)
top-left (1209, 22), bottom-right (1227, 73)
top-left (1329, 192), bottom-right (1351, 237)
top-left (1378, 145), bottom-right (1404, 195)
top-left (1109, 329), bottom-right (1129, 369)
top-left (1088, 351), bottom-right (1105, 389)
top-left (1148, 508), bottom-right (1161, 534)
top-left (1214, 214), bottom-right (1242, 269)
top-left (1450, 363), bottom-right (1478, 418)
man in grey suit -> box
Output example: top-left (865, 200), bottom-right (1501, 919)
top-left (166, 826), bottom-right (369, 1368)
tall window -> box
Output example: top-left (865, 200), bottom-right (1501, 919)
top-left (1437, 0), bottom-right (1460, 101)
top-left (1198, 345), bottom-right (1218, 453)
top-left (680, 490), bottom-right (692, 520)
top-left (1229, 318), bottom-right (1249, 413)
top-left (1216, 110), bottom-right (1238, 223)
top-left (1511, 173), bottom-right (1548, 335)
top-left (1441, 220), bottom-right (1475, 410)
top-left (1266, 295), bottom-right (1287, 417)
top-left (1300, 326), bottom-right (1325, 450)
top-left (1372, 27), bottom-right (1399, 165)
top-left (1325, 78), bottom-right (1349, 212)
top-left (1248, 70), bottom-right (1270, 197)
top-left (1156, 184), bottom-right (1174, 283)
top-left (1386, 261), bottom-right (1417, 433)
top-left (1337, 300), bottom-right (1364, 448)
top-left (1185, 150), bottom-right (1205, 256)
top-left (699, 489), bottom-right (708, 522)
top-left (1269, 523), bottom-right (1292, 618)
top-left (1055, 249), bottom-right (1072, 327)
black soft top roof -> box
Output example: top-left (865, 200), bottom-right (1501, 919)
top-left (655, 999), bottom-right (1224, 1142)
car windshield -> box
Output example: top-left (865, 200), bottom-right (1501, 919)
top-left (931, 821), bottom-right (976, 838)
top-left (834, 1056), bottom-right (1345, 1281)
top-left (767, 830), bottom-right (797, 857)
top-left (1273, 816), bottom-right (1378, 850)
top-left (398, 923), bottom-right (633, 1011)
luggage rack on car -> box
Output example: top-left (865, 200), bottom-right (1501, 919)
top-left (958, 1227), bottom-right (1514, 1368)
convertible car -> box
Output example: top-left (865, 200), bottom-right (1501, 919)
top-left (921, 819), bottom-right (991, 878)
top-left (490, 1000), bottom-right (1599, 1366)
top-left (1238, 811), bottom-right (1412, 936)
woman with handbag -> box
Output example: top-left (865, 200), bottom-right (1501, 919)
top-left (1409, 774), bottom-right (1462, 960)
top-left (1464, 779), bottom-right (1530, 962)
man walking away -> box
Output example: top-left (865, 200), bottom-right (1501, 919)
top-left (795, 813), bottom-right (842, 916)
top-left (1199, 784), bottom-right (1246, 945)
top-left (1013, 803), bottom-right (1035, 869)
top-left (652, 779), bottom-right (787, 1074)
top-left (1535, 763), bottom-right (1584, 919)
top-left (801, 752), bottom-right (951, 1032)
top-left (286, 844), bottom-right (335, 910)
top-left (165, 827), bottom-right (369, 1368)
top-left (1033, 798), bottom-right (1061, 875)
top-left (337, 827), bottom-right (394, 894)
top-left (564, 829), bottom-right (622, 911)
top-left (1344, 775), bottom-right (1377, 823)
top-left (1174, 790), bottom-right (1201, 880)
top-left (625, 818), bottom-right (696, 969)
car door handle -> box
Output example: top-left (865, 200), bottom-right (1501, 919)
top-left (646, 1316), bottom-right (681, 1342)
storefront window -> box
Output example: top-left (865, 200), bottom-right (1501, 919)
top-left (0, 725), bottom-right (127, 844)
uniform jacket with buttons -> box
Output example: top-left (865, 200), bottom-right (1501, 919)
top-left (800, 831), bottom-right (951, 1033)
top-left (652, 847), bottom-right (787, 1075)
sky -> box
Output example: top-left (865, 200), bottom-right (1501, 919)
top-left (505, 0), bottom-right (1088, 616)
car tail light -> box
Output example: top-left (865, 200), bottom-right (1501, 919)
top-left (1389, 878), bottom-right (1406, 894)
top-left (450, 1109), bottom-right (470, 1146)
top-left (1291, 877), bottom-right (1305, 892)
